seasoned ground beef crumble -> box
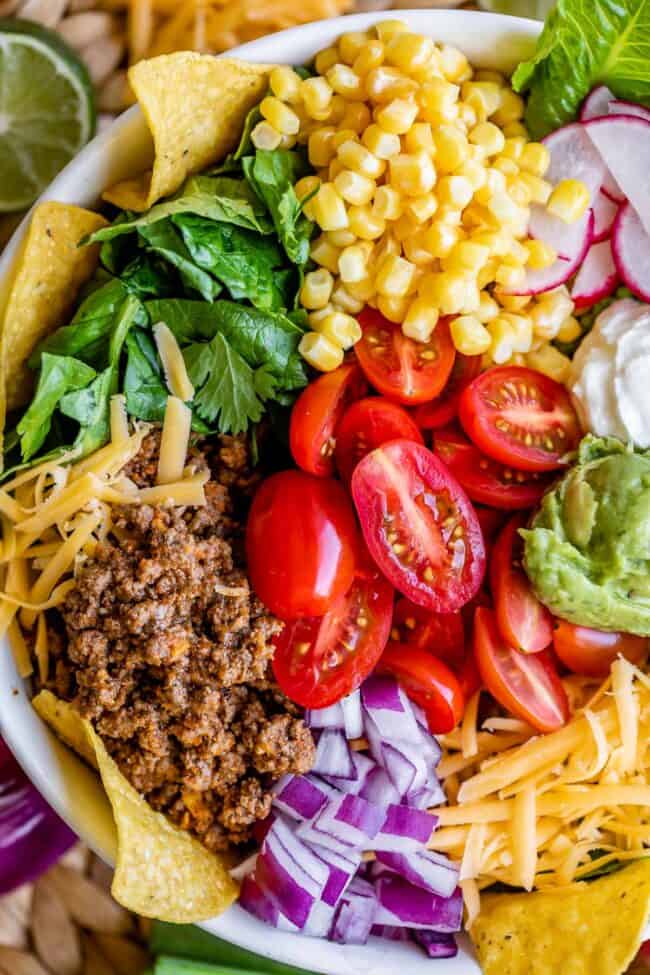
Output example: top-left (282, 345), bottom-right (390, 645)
top-left (48, 433), bottom-right (315, 851)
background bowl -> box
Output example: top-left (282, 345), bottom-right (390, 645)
top-left (0, 10), bottom-right (540, 973)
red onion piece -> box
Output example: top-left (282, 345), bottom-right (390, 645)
top-left (373, 804), bottom-right (438, 852)
top-left (272, 774), bottom-right (331, 821)
top-left (330, 877), bottom-right (378, 945)
top-left (305, 702), bottom-right (344, 731)
top-left (321, 750), bottom-right (374, 795)
top-left (312, 730), bottom-right (357, 780)
top-left (413, 931), bottom-right (458, 958)
top-left (375, 849), bottom-right (459, 898)
top-left (374, 876), bottom-right (463, 931)
top-left (239, 875), bottom-right (299, 932)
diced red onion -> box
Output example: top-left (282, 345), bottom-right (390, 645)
top-left (310, 794), bottom-right (385, 851)
top-left (382, 740), bottom-right (428, 796)
top-left (330, 877), bottom-right (378, 946)
top-left (413, 931), bottom-right (458, 959)
top-left (230, 852), bottom-right (258, 882)
top-left (372, 804), bottom-right (437, 853)
top-left (256, 817), bottom-right (329, 928)
top-left (361, 676), bottom-right (422, 744)
top-left (341, 690), bottom-right (363, 739)
top-left (375, 850), bottom-right (459, 898)
top-left (374, 876), bottom-right (463, 932)
top-left (311, 844), bottom-right (361, 906)
top-left (312, 730), bottom-right (357, 781)
top-left (322, 750), bottom-right (374, 795)
top-left (305, 702), bottom-right (344, 730)
top-left (407, 776), bottom-right (446, 810)
top-left (359, 765), bottom-right (401, 806)
top-left (239, 876), bottom-right (299, 932)
top-left (273, 774), bottom-right (331, 821)
top-left (371, 924), bottom-right (412, 942)
top-left (303, 899), bottom-right (337, 938)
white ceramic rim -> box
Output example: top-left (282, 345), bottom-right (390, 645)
top-left (0, 11), bottom-right (549, 974)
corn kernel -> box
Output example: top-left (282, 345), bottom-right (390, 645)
top-left (519, 142), bottom-right (550, 177)
top-left (402, 299), bottom-right (439, 342)
top-left (338, 139), bottom-right (385, 179)
top-left (437, 175), bottom-right (474, 209)
top-left (419, 271), bottom-right (468, 315)
top-left (348, 205), bottom-right (386, 240)
top-left (338, 31), bottom-right (368, 65)
top-left (251, 121), bottom-right (282, 151)
top-left (507, 177), bottom-right (532, 206)
top-left (301, 76), bottom-right (333, 120)
top-left (279, 133), bottom-right (298, 150)
top-left (501, 136), bottom-right (526, 162)
top-left (501, 312), bottom-right (533, 353)
top-left (556, 315), bottom-right (582, 342)
top-left (419, 78), bottom-right (459, 121)
top-left (493, 156), bottom-right (519, 177)
top-left (300, 268), bottom-right (334, 310)
top-left (328, 159), bottom-right (345, 181)
top-left (477, 291), bottom-right (499, 322)
top-left (450, 315), bottom-right (491, 355)
top-left (373, 185), bottom-right (404, 220)
top-left (469, 121), bottom-right (506, 157)
top-left (472, 228), bottom-right (510, 256)
top-left (503, 121), bottom-right (529, 139)
top-left (362, 123), bottom-right (401, 160)
top-left (375, 19), bottom-right (408, 41)
top-left (526, 345), bottom-right (572, 383)
top-left (492, 88), bottom-right (525, 127)
top-left (432, 125), bottom-right (468, 172)
top-left (390, 212), bottom-right (418, 242)
top-left (458, 160), bottom-right (487, 192)
top-left (341, 101), bottom-right (372, 134)
top-left (438, 44), bottom-right (471, 83)
top-left (438, 205), bottom-right (464, 227)
top-left (547, 179), bottom-right (590, 224)
top-left (310, 236), bottom-right (340, 274)
top-left (312, 183), bottom-right (349, 231)
top-left (334, 169), bottom-right (375, 206)
top-left (326, 228), bottom-right (357, 248)
top-left (332, 129), bottom-right (358, 152)
top-left (385, 31), bottom-right (434, 71)
top-left (519, 172), bottom-right (552, 205)
top-left (402, 229), bottom-right (435, 266)
top-left (339, 243), bottom-right (372, 283)
top-left (375, 253), bottom-right (416, 297)
top-left (316, 311), bottom-right (362, 349)
top-left (325, 95), bottom-right (347, 126)
top-left (525, 239), bottom-right (557, 270)
top-left (462, 202), bottom-right (493, 230)
top-left (461, 282), bottom-right (481, 314)
top-left (365, 66), bottom-right (417, 103)
top-left (299, 331), bottom-right (344, 371)
top-left (315, 47), bottom-right (339, 76)
top-left (376, 98), bottom-right (419, 135)
top-left (406, 193), bottom-right (438, 222)
top-left (353, 39), bottom-right (384, 76)
top-left (346, 277), bottom-right (375, 302)
top-left (474, 69), bottom-right (505, 85)
top-left (371, 232), bottom-right (400, 268)
top-left (404, 122), bottom-right (434, 155)
top-left (445, 240), bottom-right (490, 273)
top-left (377, 294), bottom-right (409, 322)
top-left (475, 168), bottom-right (508, 205)
top-left (327, 63), bottom-right (364, 100)
top-left (260, 97), bottom-right (300, 136)
top-left (269, 66), bottom-right (302, 104)
top-left (295, 173), bottom-right (321, 198)
top-left (308, 128), bottom-right (337, 168)
top-left (390, 152), bottom-right (436, 196)
top-left (487, 317), bottom-right (517, 364)
top-left (530, 288), bottom-right (574, 339)
top-left (487, 190), bottom-right (520, 225)
top-left (477, 256), bottom-right (500, 289)
top-left (494, 262), bottom-right (526, 290)
top-left (506, 239), bottom-right (530, 266)
top-left (457, 102), bottom-right (478, 130)
top-left (308, 305), bottom-right (334, 327)
top-left (331, 284), bottom-right (364, 315)
top-left (497, 293), bottom-right (531, 312)
top-left (462, 81), bottom-right (502, 118)
top-left (424, 221), bottom-right (463, 258)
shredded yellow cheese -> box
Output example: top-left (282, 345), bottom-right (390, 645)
top-left (8, 618), bottom-right (32, 679)
top-left (157, 395), bottom-right (193, 485)
top-left (461, 690), bottom-right (481, 759)
top-left (153, 323), bottom-right (195, 402)
top-left (110, 394), bottom-right (130, 444)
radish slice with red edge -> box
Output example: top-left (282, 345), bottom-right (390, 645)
top-left (580, 84), bottom-right (614, 121)
top-left (592, 192), bottom-right (619, 242)
top-left (541, 122), bottom-right (607, 201)
top-left (609, 99), bottom-right (650, 123)
top-left (571, 238), bottom-right (618, 309)
top-left (585, 115), bottom-right (650, 234)
top-left (611, 201), bottom-right (650, 302)
top-left (506, 209), bottom-right (594, 296)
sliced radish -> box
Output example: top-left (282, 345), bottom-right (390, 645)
top-left (507, 210), bottom-right (594, 297)
top-left (592, 192), bottom-right (619, 243)
top-left (541, 122), bottom-right (607, 198)
top-left (609, 99), bottom-right (650, 123)
top-left (584, 115), bottom-right (650, 234)
top-left (580, 85), bottom-right (613, 121)
top-left (529, 203), bottom-right (593, 261)
top-left (571, 238), bottom-right (618, 309)
top-left (611, 201), bottom-right (650, 302)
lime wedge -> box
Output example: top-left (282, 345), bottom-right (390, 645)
top-left (0, 18), bottom-right (96, 212)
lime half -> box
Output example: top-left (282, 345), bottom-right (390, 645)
top-left (0, 18), bottom-right (96, 212)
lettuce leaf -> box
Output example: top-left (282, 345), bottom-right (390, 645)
top-left (513, 0), bottom-right (650, 138)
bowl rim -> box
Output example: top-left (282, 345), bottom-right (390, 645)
top-left (0, 10), bottom-right (542, 973)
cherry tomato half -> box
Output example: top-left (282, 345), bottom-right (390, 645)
top-left (273, 557), bottom-right (394, 708)
top-left (335, 397), bottom-right (423, 485)
top-left (355, 308), bottom-right (456, 406)
top-left (414, 351), bottom-right (482, 430)
top-left (246, 471), bottom-right (358, 620)
top-left (351, 440), bottom-right (485, 613)
top-left (456, 649), bottom-right (483, 701)
top-left (553, 620), bottom-right (648, 678)
top-left (434, 426), bottom-right (553, 510)
top-left (290, 363), bottom-right (367, 476)
top-left (490, 514), bottom-right (554, 654)
top-left (473, 607), bottom-right (569, 733)
top-left (392, 597), bottom-right (465, 668)
top-left (379, 643), bottom-right (464, 733)
top-left (459, 366), bottom-right (581, 473)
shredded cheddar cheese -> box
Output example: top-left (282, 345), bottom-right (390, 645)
top-left (153, 322), bottom-right (195, 402)
top-left (157, 395), bottom-right (193, 485)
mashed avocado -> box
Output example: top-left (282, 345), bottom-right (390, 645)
top-left (522, 435), bottom-right (650, 635)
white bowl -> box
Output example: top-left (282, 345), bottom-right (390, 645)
top-left (0, 10), bottom-right (540, 973)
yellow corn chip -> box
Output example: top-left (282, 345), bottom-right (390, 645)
top-left (32, 689), bottom-right (97, 769)
top-left (103, 54), bottom-right (273, 212)
top-left (471, 858), bottom-right (650, 975)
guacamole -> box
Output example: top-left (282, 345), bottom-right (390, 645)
top-left (523, 435), bottom-right (650, 636)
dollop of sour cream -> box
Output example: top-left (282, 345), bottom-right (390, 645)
top-left (570, 298), bottom-right (650, 447)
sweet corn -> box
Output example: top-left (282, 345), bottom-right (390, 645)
top-left (331, 284), bottom-right (364, 314)
top-left (312, 183), bottom-right (349, 231)
top-left (310, 236), bottom-right (341, 274)
top-left (260, 97), bottom-right (300, 136)
top-left (477, 257), bottom-right (500, 289)
top-left (377, 294), bottom-right (410, 322)
top-left (474, 168), bottom-right (507, 205)
top-left (299, 331), bottom-right (344, 371)
top-left (450, 315), bottom-right (491, 355)
top-left (519, 173), bottom-right (552, 205)
top-left (488, 317), bottom-right (518, 363)
top-left (338, 139), bottom-right (385, 179)
top-left (365, 66), bottom-right (417, 103)
top-left (404, 123), bottom-right (434, 155)
top-left (326, 228), bottom-right (357, 248)
top-left (316, 311), bottom-right (362, 349)
top-left (392, 212), bottom-right (420, 242)
top-left (327, 63), bottom-right (364, 100)
top-left (341, 102), bottom-right (372, 134)
top-left (530, 289), bottom-right (574, 339)
top-left (432, 125), bottom-right (469, 172)
top-left (371, 233), bottom-right (400, 265)
top-left (373, 185), bottom-right (403, 220)
top-left (458, 160), bottom-right (487, 192)
top-left (503, 121), bottom-right (529, 139)
top-left (506, 238), bottom-right (530, 266)
top-left (469, 121), bottom-right (506, 157)
top-left (419, 79), bottom-right (459, 121)
top-left (346, 278), bottom-right (375, 303)
top-left (419, 271), bottom-right (469, 315)
top-left (472, 228), bottom-right (510, 256)
top-left (376, 98), bottom-right (419, 135)
top-left (525, 238), bottom-right (557, 270)
top-left (492, 89), bottom-right (525, 127)
top-left (386, 31), bottom-right (434, 71)
top-left (300, 268), bottom-right (334, 310)
top-left (406, 193), bottom-right (438, 222)
top-left (339, 243), bottom-right (372, 283)
top-left (494, 261), bottom-right (526, 290)
top-left (334, 169), bottom-right (375, 206)
top-left (424, 221), bottom-right (463, 258)
top-left (445, 240), bottom-right (490, 273)
top-left (375, 19), bottom-right (408, 41)
top-left (402, 230), bottom-right (435, 266)
top-left (437, 204), bottom-right (464, 227)
top-left (438, 44), bottom-right (472, 83)
top-left (332, 128), bottom-right (358, 151)
top-left (437, 175), bottom-right (474, 209)
top-left (501, 312), bottom-right (533, 353)
top-left (348, 205), bottom-right (386, 240)
top-left (308, 128), bottom-right (337, 168)
top-left (353, 39), bottom-right (384, 76)
top-left (462, 202), bottom-right (493, 230)
top-left (526, 345), bottom-right (572, 383)
top-left (270, 66), bottom-right (302, 104)
top-left (474, 69), bottom-right (505, 86)
top-left (251, 121), bottom-right (282, 151)
top-left (556, 315), bottom-right (582, 343)
top-left (547, 179), bottom-right (591, 223)
top-left (462, 81), bottom-right (502, 119)
top-left (507, 177), bottom-right (532, 206)
top-left (487, 190), bottom-right (521, 225)
top-left (362, 124), bottom-right (401, 160)
top-left (493, 155), bottom-right (519, 177)
top-left (519, 142), bottom-right (550, 177)
top-left (301, 77), bottom-right (333, 120)
top-left (477, 291), bottom-right (499, 322)
top-left (460, 282), bottom-right (481, 315)
top-left (497, 293), bottom-right (530, 312)
top-left (403, 299), bottom-right (439, 342)
top-left (458, 102), bottom-right (478, 130)
top-left (338, 31), bottom-right (368, 65)
top-left (375, 254), bottom-right (416, 297)
top-left (390, 152), bottom-right (436, 196)
top-left (501, 137), bottom-right (526, 162)
top-left (315, 47), bottom-right (339, 76)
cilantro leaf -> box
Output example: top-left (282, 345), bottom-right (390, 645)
top-left (184, 333), bottom-right (264, 434)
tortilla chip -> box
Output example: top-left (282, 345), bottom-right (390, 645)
top-left (103, 54), bottom-right (273, 212)
top-left (32, 689), bottom-right (97, 769)
top-left (0, 202), bottom-right (107, 413)
top-left (470, 859), bottom-right (650, 975)
top-left (85, 725), bottom-right (239, 923)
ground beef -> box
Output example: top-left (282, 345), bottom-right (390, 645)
top-left (50, 433), bottom-right (315, 851)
